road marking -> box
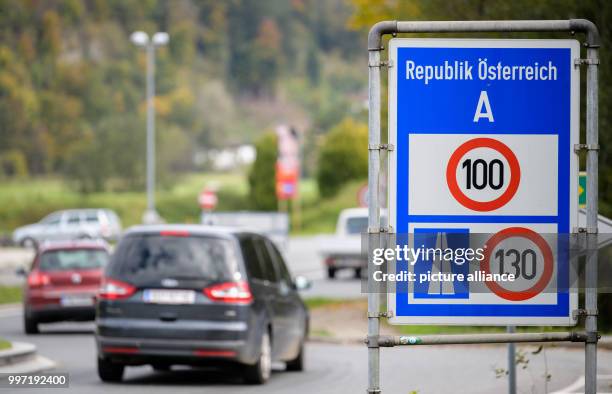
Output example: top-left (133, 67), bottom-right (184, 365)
top-left (551, 374), bottom-right (612, 394)
top-left (0, 306), bottom-right (21, 318)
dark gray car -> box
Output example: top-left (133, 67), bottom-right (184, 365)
top-left (95, 225), bottom-right (309, 384)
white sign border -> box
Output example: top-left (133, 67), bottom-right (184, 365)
top-left (386, 38), bottom-right (580, 326)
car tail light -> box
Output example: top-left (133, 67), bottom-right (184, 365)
top-left (203, 281), bottom-right (252, 304)
top-left (160, 230), bottom-right (190, 237)
top-left (27, 271), bottom-right (50, 288)
top-left (98, 278), bottom-right (136, 300)
top-left (102, 346), bottom-right (139, 354)
top-left (324, 257), bottom-right (335, 266)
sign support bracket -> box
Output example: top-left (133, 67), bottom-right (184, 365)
top-left (574, 58), bottom-right (600, 66)
top-left (574, 143), bottom-right (600, 153)
top-left (367, 19), bottom-right (600, 394)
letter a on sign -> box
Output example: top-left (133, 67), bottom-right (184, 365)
top-left (473, 91), bottom-right (494, 122)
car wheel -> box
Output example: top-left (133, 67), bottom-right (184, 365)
top-left (24, 315), bottom-right (38, 335)
top-left (97, 357), bottom-right (124, 382)
top-left (327, 267), bottom-right (336, 279)
top-left (244, 331), bottom-right (272, 384)
top-left (354, 268), bottom-right (362, 279)
top-left (285, 342), bottom-right (304, 372)
top-left (20, 237), bottom-right (36, 249)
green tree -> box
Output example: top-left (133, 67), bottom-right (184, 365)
top-left (306, 44), bottom-right (320, 86)
top-left (0, 150), bottom-right (28, 178)
top-left (317, 118), bottom-right (368, 198)
top-left (248, 132), bottom-right (278, 210)
top-left (63, 115), bottom-right (145, 192)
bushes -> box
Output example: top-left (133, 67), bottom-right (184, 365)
top-left (0, 174), bottom-right (250, 233)
top-left (317, 118), bottom-right (367, 198)
top-left (248, 132), bottom-right (278, 211)
top-left (0, 150), bottom-right (28, 178)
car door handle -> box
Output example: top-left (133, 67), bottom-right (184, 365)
top-left (159, 312), bottom-right (177, 322)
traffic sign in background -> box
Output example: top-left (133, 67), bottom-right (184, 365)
top-left (198, 188), bottom-right (218, 211)
top-left (387, 39), bottom-right (579, 325)
top-left (357, 183), bottom-right (368, 207)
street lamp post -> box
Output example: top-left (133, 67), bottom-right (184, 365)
top-left (130, 31), bottom-right (169, 224)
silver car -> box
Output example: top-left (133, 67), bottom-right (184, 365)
top-left (12, 209), bottom-right (122, 247)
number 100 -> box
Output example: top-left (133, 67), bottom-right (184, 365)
top-left (461, 158), bottom-right (505, 190)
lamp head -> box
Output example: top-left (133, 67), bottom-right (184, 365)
top-left (152, 32), bottom-right (169, 46)
top-left (130, 31), bottom-right (149, 46)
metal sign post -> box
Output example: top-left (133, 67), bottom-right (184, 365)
top-left (366, 20), bottom-right (600, 394)
top-left (507, 325), bottom-right (516, 394)
top-left (367, 39), bottom-right (383, 393)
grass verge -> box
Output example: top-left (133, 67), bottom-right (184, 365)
top-left (0, 339), bottom-right (11, 351)
top-left (0, 173), bottom-right (249, 233)
top-left (0, 174), bottom-right (362, 235)
top-left (304, 297), bottom-right (362, 309)
top-left (0, 286), bottom-right (22, 304)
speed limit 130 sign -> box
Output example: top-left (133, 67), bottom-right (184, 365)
top-left (387, 39), bottom-right (579, 326)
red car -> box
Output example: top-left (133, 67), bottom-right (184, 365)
top-left (20, 240), bottom-right (110, 334)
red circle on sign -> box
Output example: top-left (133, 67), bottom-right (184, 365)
top-left (446, 138), bottom-right (521, 211)
top-left (480, 227), bottom-right (553, 301)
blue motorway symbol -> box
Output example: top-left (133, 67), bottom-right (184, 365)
top-left (413, 229), bottom-right (470, 299)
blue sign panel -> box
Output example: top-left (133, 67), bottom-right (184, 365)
top-left (387, 39), bottom-right (579, 325)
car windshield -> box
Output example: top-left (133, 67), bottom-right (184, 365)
top-left (41, 213), bottom-right (62, 225)
top-left (109, 234), bottom-right (238, 283)
top-left (345, 215), bottom-right (388, 235)
top-left (39, 249), bottom-right (109, 271)
top-left (346, 217), bottom-right (368, 234)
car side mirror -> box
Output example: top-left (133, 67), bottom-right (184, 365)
top-left (15, 267), bottom-right (27, 277)
top-left (294, 276), bottom-right (312, 291)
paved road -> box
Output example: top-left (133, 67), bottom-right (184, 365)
top-left (2, 308), bottom-right (612, 393)
top-left (0, 247), bottom-right (34, 286)
top-left (3, 240), bottom-right (612, 393)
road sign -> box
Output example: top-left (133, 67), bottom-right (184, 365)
top-left (387, 39), bottom-right (579, 325)
top-left (357, 184), bottom-right (368, 207)
top-left (579, 171), bottom-right (587, 208)
top-left (276, 125), bottom-right (300, 201)
top-left (198, 188), bottom-right (218, 211)
top-left (276, 161), bottom-right (298, 200)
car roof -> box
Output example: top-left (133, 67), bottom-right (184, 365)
top-left (51, 208), bottom-right (115, 214)
top-left (340, 207), bottom-right (369, 217)
top-left (123, 224), bottom-right (259, 239)
top-left (339, 207), bottom-right (389, 218)
top-left (38, 239), bottom-right (110, 252)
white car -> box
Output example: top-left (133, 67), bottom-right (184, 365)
top-left (12, 209), bottom-right (122, 248)
top-left (319, 208), bottom-right (387, 279)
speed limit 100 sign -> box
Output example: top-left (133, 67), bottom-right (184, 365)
top-left (386, 39), bottom-right (579, 326)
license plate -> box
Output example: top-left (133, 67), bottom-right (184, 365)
top-left (143, 289), bottom-right (196, 305)
top-left (60, 295), bottom-right (94, 307)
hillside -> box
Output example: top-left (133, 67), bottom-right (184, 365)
top-left (0, 0), bottom-right (365, 190)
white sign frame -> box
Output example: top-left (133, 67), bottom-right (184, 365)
top-left (386, 38), bottom-right (580, 325)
